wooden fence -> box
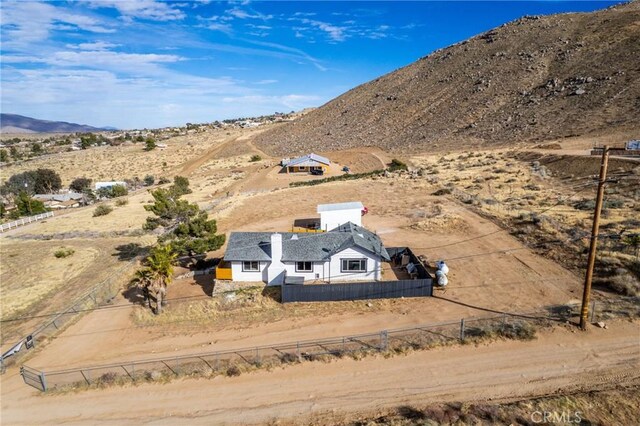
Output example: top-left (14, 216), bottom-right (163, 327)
top-left (0, 211), bottom-right (54, 232)
top-left (281, 278), bottom-right (432, 303)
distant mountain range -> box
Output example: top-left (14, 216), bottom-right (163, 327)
top-left (0, 114), bottom-right (115, 134)
top-left (254, 1), bottom-right (640, 155)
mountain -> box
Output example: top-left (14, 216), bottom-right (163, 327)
top-left (254, 2), bottom-right (640, 156)
top-left (0, 114), bottom-right (113, 133)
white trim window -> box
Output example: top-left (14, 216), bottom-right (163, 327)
top-left (242, 261), bottom-right (259, 272)
top-left (296, 261), bottom-right (312, 272)
top-left (341, 259), bottom-right (367, 273)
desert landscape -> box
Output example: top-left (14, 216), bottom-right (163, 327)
top-left (1, 1), bottom-right (639, 425)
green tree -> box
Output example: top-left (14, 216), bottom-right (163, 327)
top-left (14, 192), bottom-right (47, 217)
top-left (144, 175), bottom-right (155, 186)
top-left (9, 146), bottom-right (20, 160)
top-left (69, 177), bottom-right (92, 192)
top-left (0, 149), bottom-right (8, 163)
top-left (143, 179), bottom-right (224, 257)
top-left (110, 184), bottom-right (128, 197)
top-left (3, 169), bottom-right (61, 195)
top-left (145, 245), bottom-right (177, 314)
top-left (31, 143), bottom-right (43, 154)
top-left (171, 176), bottom-right (192, 196)
top-left (144, 138), bottom-right (157, 151)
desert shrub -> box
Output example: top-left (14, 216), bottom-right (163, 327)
top-left (249, 154), bottom-right (262, 162)
top-left (523, 183), bottom-right (541, 191)
top-left (98, 372), bottom-right (118, 385)
top-left (115, 198), bottom-right (128, 207)
top-left (279, 353), bottom-right (300, 364)
top-left (54, 247), bottom-right (75, 258)
top-left (289, 170), bottom-right (383, 187)
top-left (144, 175), bottom-right (155, 186)
top-left (432, 188), bottom-right (452, 196)
top-left (93, 204), bottom-right (113, 217)
top-left (498, 322), bottom-right (536, 340)
top-left (226, 365), bottom-right (241, 377)
top-left (388, 158), bottom-right (408, 171)
top-left (158, 177), bottom-right (171, 184)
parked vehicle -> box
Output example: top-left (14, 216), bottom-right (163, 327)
top-left (311, 169), bottom-right (324, 175)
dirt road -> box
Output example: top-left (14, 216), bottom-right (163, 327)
top-left (2, 320), bottom-right (638, 425)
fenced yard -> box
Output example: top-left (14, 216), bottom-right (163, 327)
top-left (1, 259), bottom-right (138, 370)
top-left (20, 303), bottom-right (590, 392)
top-left (0, 212), bottom-right (54, 232)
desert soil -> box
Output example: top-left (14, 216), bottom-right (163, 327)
top-left (1, 319), bottom-right (638, 425)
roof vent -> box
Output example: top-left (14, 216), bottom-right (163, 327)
top-left (291, 234), bottom-right (299, 240)
top-left (358, 233), bottom-right (364, 238)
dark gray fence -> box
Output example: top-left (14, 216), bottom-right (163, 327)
top-left (281, 278), bottom-right (432, 303)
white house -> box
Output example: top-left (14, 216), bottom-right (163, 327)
top-left (222, 222), bottom-right (390, 285)
top-left (95, 181), bottom-right (127, 191)
top-left (318, 201), bottom-right (364, 231)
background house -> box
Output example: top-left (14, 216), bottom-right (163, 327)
top-left (222, 222), bottom-right (389, 285)
top-left (281, 153), bottom-right (330, 174)
top-left (95, 181), bottom-right (127, 191)
top-left (32, 193), bottom-right (85, 210)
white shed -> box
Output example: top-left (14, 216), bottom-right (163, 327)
top-left (317, 201), bottom-right (364, 231)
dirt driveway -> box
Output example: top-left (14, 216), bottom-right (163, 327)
top-left (1, 320), bottom-right (638, 425)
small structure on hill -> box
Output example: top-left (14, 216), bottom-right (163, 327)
top-left (281, 153), bottom-right (330, 174)
top-left (95, 181), bottom-right (127, 191)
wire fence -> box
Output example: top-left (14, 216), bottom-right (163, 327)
top-left (20, 302), bottom-right (595, 392)
top-left (1, 259), bottom-right (139, 371)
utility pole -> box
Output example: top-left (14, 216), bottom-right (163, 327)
top-left (580, 146), bottom-right (609, 330)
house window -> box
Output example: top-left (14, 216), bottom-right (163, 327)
top-left (296, 261), bottom-right (312, 272)
top-left (341, 259), bottom-right (367, 273)
top-left (242, 261), bottom-right (259, 272)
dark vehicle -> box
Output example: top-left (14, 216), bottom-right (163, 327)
top-left (342, 166), bottom-right (350, 173)
top-left (311, 169), bottom-right (324, 176)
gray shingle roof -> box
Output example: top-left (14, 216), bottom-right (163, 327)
top-left (224, 222), bottom-right (389, 262)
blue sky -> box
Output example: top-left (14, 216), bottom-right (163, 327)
top-left (1, 1), bottom-right (622, 129)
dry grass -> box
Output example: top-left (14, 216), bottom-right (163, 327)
top-left (131, 286), bottom-right (382, 329)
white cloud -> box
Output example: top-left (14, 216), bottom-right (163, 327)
top-left (255, 79), bottom-right (278, 85)
top-left (1, 1), bottom-right (114, 48)
top-left (227, 7), bottom-right (272, 20)
top-left (67, 41), bottom-right (121, 51)
top-left (85, 0), bottom-right (186, 21)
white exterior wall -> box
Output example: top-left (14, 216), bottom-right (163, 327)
top-left (282, 261), bottom-right (325, 281)
top-left (326, 246), bottom-right (381, 282)
top-left (230, 261), bottom-right (268, 282)
top-left (319, 209), bottom-right (362, 231)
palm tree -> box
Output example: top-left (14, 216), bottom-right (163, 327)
top-left (146, 245), bottom-right (177, 314)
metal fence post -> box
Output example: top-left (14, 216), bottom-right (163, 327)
top-left (460, 319), bottom-right (465, 342)
top-left (590, 301), bottom-right (596, 323)
top-left (296, 342), bottom-right (301, 361)
top-left (255, 347), bottom-right (260, 364)
top-left (40, 372), bottom-right (47, 391)
top-left (380, 330), bottom-right (388, 351)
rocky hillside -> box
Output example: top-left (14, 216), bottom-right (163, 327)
top-left (255, 2), bottom-right (640, 156)
top-left (0, 114), bottom-right (110, 133)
